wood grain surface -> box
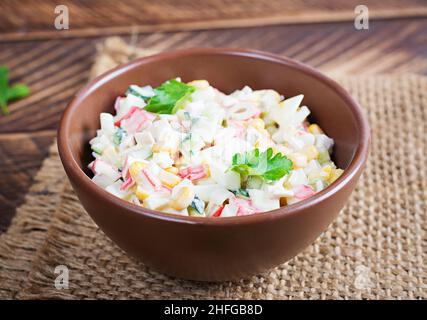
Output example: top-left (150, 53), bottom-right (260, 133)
top-left (0, 0), bottom-right (426, 41)
top-left (0, 16), bottom-right (426, 232)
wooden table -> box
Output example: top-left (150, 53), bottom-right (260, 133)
top-left (0, 1), bottom-right (426, 233)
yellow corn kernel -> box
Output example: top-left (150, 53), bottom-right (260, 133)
top-left (321, 165), bottom-right (332, 178)
top-left (129, 161), bottom-right (148, 180)
top-left (328, 169), bottom-right (344, 184)
top-left (165, 166), bottom-right (179, 175)
top-left (308, 124), bottom-right (323, 135)
top-left (135, 186), bottom-right (150, 201)
top-left (170, 186), bottom-right (194, 210)
top-left (304, 145), bottom-right (319, 161)
top-left (159, 170), bottom-right (181, 188)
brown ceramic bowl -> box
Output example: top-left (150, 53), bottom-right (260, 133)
top-left (58, 48), bottom-right (370, 281)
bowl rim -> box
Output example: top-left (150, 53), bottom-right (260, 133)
top-left (58, 47), bottom-right (370, 226)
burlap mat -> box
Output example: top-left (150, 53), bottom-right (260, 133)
top-left (0, 38), bottom-right (426, 299)
top-left (0, 144), bottom-right (66, 298)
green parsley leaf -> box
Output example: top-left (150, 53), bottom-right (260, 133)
top-left (230, 148), bottom-right (293, 183)
top-left (144, 79), bottom-right (195, 114)
top-left (7, 84), bottom-right (30, 101)
top-left (0, 66), bottom-right (9, 115)
top-left (0, 65), bottom-right (30, 115)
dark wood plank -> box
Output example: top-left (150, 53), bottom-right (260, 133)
top-left (0, 130), bottom-right (56, 232)
top-left (1, 19), bottom-right (426, 134)
top-left (0, 18), bottom-right (426, 233)
top-left (0, 0), bottom-right (426, 41)
top-left (0, 38), bottom-right (98, 132)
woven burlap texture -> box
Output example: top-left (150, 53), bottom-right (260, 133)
top-left (0, 144), bottom-right (66, 298)
top-left (0, 38), bottom-right (426, 299)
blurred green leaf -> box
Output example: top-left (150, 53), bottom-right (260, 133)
top-left (0, 65), bottom-right (30, 116)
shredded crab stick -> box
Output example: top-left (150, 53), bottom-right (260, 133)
top-left (230, 197), bottom-right (259, 216)
top-left (178, 165), bottom-right (207, 181)
top-left (120, 172), bottom-right (135, 191)
top-left (89, 78), bottom-right (344, 217)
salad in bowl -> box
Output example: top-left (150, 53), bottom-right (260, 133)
top-left (88, 78), bottom-right (343, 217)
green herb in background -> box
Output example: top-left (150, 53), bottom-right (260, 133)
top-left (230, 148), bottom-right (293, 183)
top-left (144, 79), bottom-right (195, 114)
top-left (0, 65), bottom-right (30, 115)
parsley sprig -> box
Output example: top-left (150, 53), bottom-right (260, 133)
top-left (144, 79), bottom-right (195, 114)
top-left (230, 148), bottom-right (293, 183)
top-left (0, 66), bottom-right (30, 115)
